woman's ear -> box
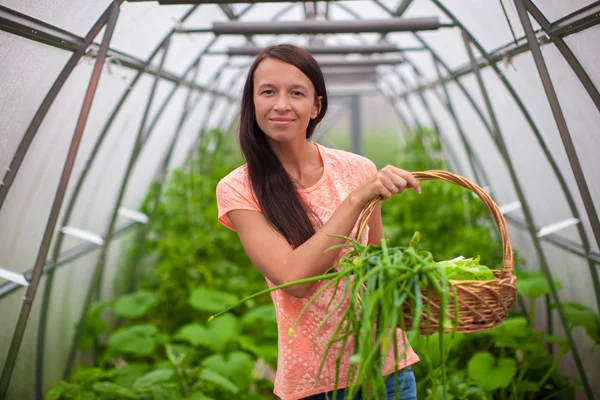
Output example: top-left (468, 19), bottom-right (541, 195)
top-left (311, 96), bottom-right (322, 119)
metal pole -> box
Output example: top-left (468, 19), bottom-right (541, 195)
top-left (0, 3), bottom-right (120, 398)
top-left (467, 18), bottom-right (594, 398)
top-left (524, 1), bottom-right (600, 114)
top-left (349, 94), bottom-right (362, 155)
top-left (211, 17), bottom-right (442, 35)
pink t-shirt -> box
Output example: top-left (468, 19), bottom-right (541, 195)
top-left (216, 142), bottom-right (419, 400)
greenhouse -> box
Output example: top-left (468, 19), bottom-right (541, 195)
top-left (0, 0), bottom-right (599, 399)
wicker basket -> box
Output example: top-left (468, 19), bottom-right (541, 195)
top-left (355, 170), bottom-right (517, 335)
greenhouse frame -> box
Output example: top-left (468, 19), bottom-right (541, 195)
top-left (0, 0), bottom-right (599, 399)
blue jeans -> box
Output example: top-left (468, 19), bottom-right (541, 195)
top-left (301, 367), bottom-right (416, 400)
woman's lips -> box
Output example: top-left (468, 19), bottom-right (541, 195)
top-left (270, 118), bottom-right (295, 126)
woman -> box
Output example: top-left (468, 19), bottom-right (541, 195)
top-left (216, 44), bottom-right (420, 400)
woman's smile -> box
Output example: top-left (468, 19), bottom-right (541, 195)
top-left (270, 117), bottom-right (296, 126)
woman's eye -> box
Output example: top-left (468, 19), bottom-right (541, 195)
top-left (292, 91), bottom-right (304, 97)
top-left (261, 89), bottom-right (274, 95)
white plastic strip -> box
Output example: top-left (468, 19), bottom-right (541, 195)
top-left (537, 218), bottom-right (580, 238)
top-left (61, 226), bottom-right (104, 246)
top-left (499, 201), bottom-right (521, 214)
top-left (118, 207), bottom-right (149, 224)
top-left (0, 267), bottom-right (29, 286)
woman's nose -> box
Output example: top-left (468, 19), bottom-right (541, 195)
top-left (274, 94), bottom-right (290, 111)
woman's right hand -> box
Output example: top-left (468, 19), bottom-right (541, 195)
top-left (351, 165), bottom-right (422, 207)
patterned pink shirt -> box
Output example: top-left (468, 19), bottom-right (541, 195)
top-left (216, 142), bottom-right (419, 399)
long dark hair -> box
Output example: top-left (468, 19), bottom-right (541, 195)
top-left (238, 44), bottom-right (328, 248)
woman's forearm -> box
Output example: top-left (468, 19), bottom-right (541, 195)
top-left (282, 193), bottom-right (367, 297)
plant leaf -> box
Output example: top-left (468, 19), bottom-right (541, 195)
top-left (557, 301), bottom-right (600, 346)
top-left (92, 382), bottom-right (138, 399)
top-left (189, 286), bottom-right (238, 313)
top-left (133, 369), bottom-right (175, 393)
top-left (467, 352), bottom-right (517, 391)
top-left (112, 363), bottom-right (150, 389)
top-left (516, 270), bottom-right (562, 300)
top-left (176, 323), bottom-right (212, 347)
top-left (46, 380), bottom-right (80, 400)
top-left (201, 351), bottom-right (254, 390)
top-left (80, 301), bottom-right (109, 350)
top-left (108, 324), bottom-right (159, 356)
top-left (187, 392), bottom-right (215, 400)
top-left (113, 290), bottom-right (159, 318)
top-left (199, 369), bottom-right (239, 394)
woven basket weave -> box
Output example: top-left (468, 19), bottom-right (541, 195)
top-left (355, 170), bottom-right (517, 335)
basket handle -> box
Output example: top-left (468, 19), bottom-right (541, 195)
top-left (355, 170), bottom-right (514, 279)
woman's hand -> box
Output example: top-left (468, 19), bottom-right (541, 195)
top-left (351, 165), bottom-right (421, 207)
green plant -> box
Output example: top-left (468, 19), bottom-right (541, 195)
top-left (48, 130), bottom-right (277, 399)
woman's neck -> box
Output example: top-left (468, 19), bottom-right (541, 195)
top-left (267, 136), bottom-right (321, 186)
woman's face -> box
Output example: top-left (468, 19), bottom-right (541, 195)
top-left (253, 57), bottom-right (321, 144)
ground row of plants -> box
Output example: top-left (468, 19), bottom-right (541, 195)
top-left (47, 127), bottom-right (599, 400)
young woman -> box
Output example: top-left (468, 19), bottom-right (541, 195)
top-left (216, 44), bottom-right (420, 400)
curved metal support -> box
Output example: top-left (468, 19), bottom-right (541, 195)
top-left (34, 5), bottom-right (202, 394)
top-left (515, 0), bottom-right (600, 269)
top-left (0, 3), bottom-right (121, 398)
top-left (64, 37), bottom-right (172, 380)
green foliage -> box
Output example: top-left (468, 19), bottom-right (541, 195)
top-left (47, 130), bottom-right (276, 400)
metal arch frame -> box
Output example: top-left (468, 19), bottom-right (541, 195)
top-left (33, 4), bottom-right (205, 394)
top-left (0, 3), bottom-right (122, 398)
top-left (0, 0), bottom-right (596, 396)
top-left (428, 0), bottom-right (600, 380)
top-left (63, 37), bottom-right (173, 380)
top-left (60, 2), bottom-right (301, 380)
top-left (398, 0), bottom-right (600, 271)
top-left (0, 4), bottom-right (233, 211)
top-left (515, 0), bottom-right (600, 272)
top-left (370, 1), bottom-right (597, 397)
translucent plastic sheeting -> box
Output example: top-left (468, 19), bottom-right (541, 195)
top-left (166, 93), bottom-right (215, 172)
top-left (500, 47), bottom-right (600, 251)
top-left (236, 2), bottom-right (302, 22)
top-left (422, 89), bottom-right (475, 180)
top-left (531, 0), bottom-right (596, 23)
top-left (542, 43), bottom-right (600, 250)
top-left (124, 84), bottom-right (191, 212)
top-left (432, 0), bottom-right (526, 53)
top-left (477, 65), bottom-right (576, 232)
top-left (98, 2), bottom-right (192, 60)
top-left (565, 25), bottom-right (600, 93)
top-left (439, 78), bottom-right (519, 208)
top-left (205, 96), bottom-right (231, 129)
top-left (0, 33), bottom-right (71, 170)
top-left (1, 0), bottom-right (112, 37)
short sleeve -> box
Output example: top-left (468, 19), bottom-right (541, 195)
top-left (216, 178), bottom-right (261, 231)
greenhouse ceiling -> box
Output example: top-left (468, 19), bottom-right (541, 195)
top-left (0, 0), bottom-right (599, 399)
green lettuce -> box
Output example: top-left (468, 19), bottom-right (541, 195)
top-left (436, 256), bottom-right (495, 281)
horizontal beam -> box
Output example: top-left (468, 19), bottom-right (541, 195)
top-left (223, 44), bottom-right (423, 56)
top-left (129, 0), bottom-right (362, 3)
top-left (228, 56), bottom-right (406, 70)
top-left (211, 17), bottom-right (444, 35)
top-left (317, 56), bottom-right (406, 68)
top-left (324, 72), bottom-right (378, 83)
